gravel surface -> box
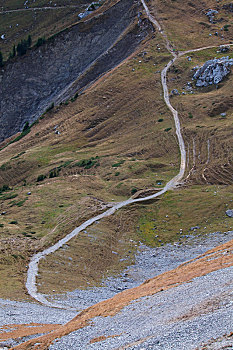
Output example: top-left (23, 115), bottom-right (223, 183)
top-left (49, 266), bottom-right (233, 349)
top-left (0, 231), bottom-right (232, 349)
top-left (197, 333), bottom-right (233, 349)
top-left (47, 230), bottom-right (233, 310)
top-left (0, 300), bottom-right (76, 348)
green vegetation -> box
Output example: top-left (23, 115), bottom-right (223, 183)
top-left (9, 45), bottom-right (16, 59)
top-left (22, 232), bottom-right (33, 237)
top-left (188, 112), bottom-right (193, 119)
top-left (0, 185), bottom-right (10, 194)
top-left (75, 156), bottom-right (100, 169)
top-left (10, 199), bottom-right (27, 207)
top-left (16, 35), bottom-right (32, 56)
top-left (9, 220), bottom-right (18, 225)
top-left (223, 24), bottom-right (230, 31)
top-left (112, 160), bottom-right (125, 168)
top-left (131, 187), bottom-right (137, 195)
top-left (70, 92), bottom-right (79, 102)
top-left (0, 51), bottom-right (3, 67)
top-left (158, 118), bottom-right (164, 122)
top-left (37, 174), bottom-right (47, 182)
top-left (49, 161), bottom-right (72, 178)
top-left (11, 151), bottom-right (26, 160)
top-left (49, 169), bottom-right (60, 178)
top-left (46, 102), bottom-right (54, 112)
top-left (36, 37), bottom-right (46, 48)
top-left (0, 193), bottom-right (18, 200)
top-left (9, 121), bottom-right (31, 145)
top-left (0, 163), bottom-right (11, 171)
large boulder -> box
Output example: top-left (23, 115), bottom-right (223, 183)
top-left (193, 56), bottom-right (233, 87)
top-left (226, 209), bottom-right (233, 218)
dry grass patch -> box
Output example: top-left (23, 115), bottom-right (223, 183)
top-left (166, 48), bottom-right (233, 185)
top-left (148, 0), bottom-right (233, 51)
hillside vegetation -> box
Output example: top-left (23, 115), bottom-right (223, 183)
top-left (0, 0), bottom-right (93, 59)
top-left (0, 0), bottom-right (232, 301)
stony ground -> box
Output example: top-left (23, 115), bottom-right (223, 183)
top-left (47, 230), bottom-right (233, 310)
top-left (49, 267), bottom-right (233, 350)
top-left (0, 230), bottom-right (232, 349)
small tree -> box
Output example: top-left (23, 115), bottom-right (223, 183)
top-left (36, 37), bottom-right (45, 48)
top-left (9, 45), bottom-right (16, 59)
top-left (22, 121), bottom-right (30, 132)
top-left (0, 51), bottom-right (3, 67)
top-left (17, 40), bottom-right (28, 56)
top-left (27, 35), bottom-right (32, 47)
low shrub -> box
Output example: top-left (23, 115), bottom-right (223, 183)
top-left (37, 174), bottom-right (46, 182)
top-left (75, 157), bottom-right (99, 169)
top-left (0, 184), bottom-right (10, 194)
top-left (9, 220), bottom-right (18, 224)
top-left (112, 160), bottom-right (125, 167)
top-left (36, 37), bottom-right (46, 47)
top-left (131, 187), bottom-right (137, 195)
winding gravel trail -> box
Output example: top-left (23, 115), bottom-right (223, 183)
top-left (25, 0), bottom-right (233, 309)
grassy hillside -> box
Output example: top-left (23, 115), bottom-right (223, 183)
top-left (149, 0), bottom-right (233, 50)
top-left (0, 0), bottom-right (232, 299)
top-left (0, 0), bottom-right (98, 59)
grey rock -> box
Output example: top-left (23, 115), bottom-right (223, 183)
top-left (193, 56), bottom-right (233, 87)
top-left (226, 209), bottom-right (233, 218)
top-left (171, 89), bottom-right (179, 95)
top-left (206, 9), bottom-right (218, 23)
top-left (190, 226), bottom-right (200, 231)
top-left (219, 45), bottom-right (230, 53)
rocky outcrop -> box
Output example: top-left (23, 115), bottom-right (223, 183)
top-left (0, 0), bottom-right (152, 142)
top-left (193, 56), bottom-right (233, 87)
top-left (219, 45), bottom-right (230, 53)
top-left (206, 9), bottom-right (218, 23)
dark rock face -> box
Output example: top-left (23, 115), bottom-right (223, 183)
top-left (0, 0), bottom-right (150, 142)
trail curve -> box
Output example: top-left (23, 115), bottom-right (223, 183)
top-left (25, 0), bottom-right (233, 309)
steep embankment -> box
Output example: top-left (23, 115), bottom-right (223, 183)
top-left (0, 0), bottom-right (151, 141)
